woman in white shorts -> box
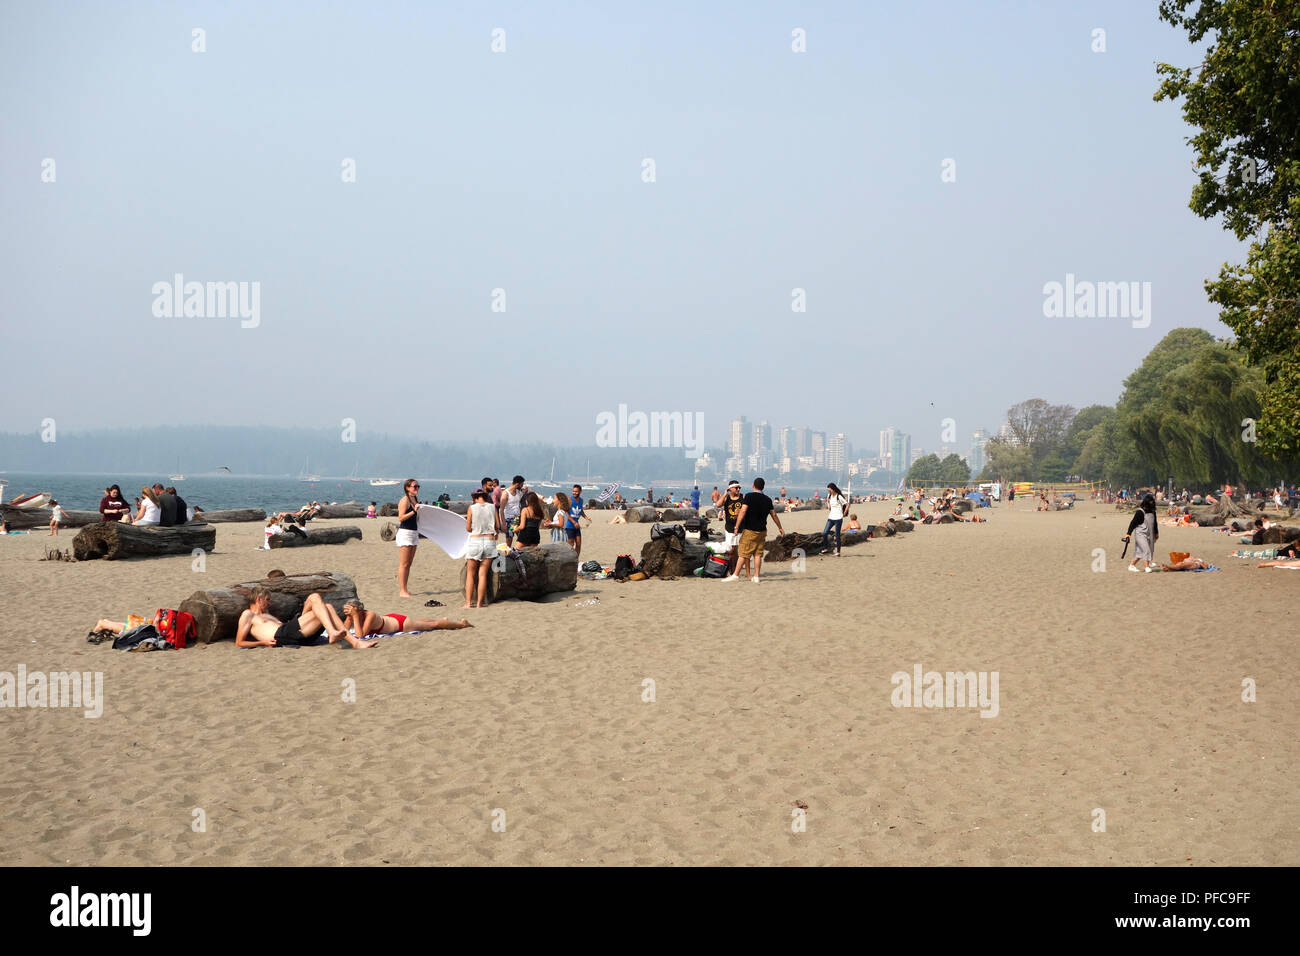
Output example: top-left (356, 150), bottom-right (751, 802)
top-left (463, 488), bottom-right (501, 608)
top-left (395, 478), bottom-right (422, 597)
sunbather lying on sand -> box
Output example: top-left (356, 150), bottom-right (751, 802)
top-left (341, 601), bottom-right (472, 636)
top-left (237, 588), bottom-right (378, 648)
top-left (1257, 559), bottom-right (1300, 568)
top-left (1159, 555), bottom-right (1210, 571)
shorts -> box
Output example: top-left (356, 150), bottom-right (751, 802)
top-left (724, 531), bottom-right (739, 549)
top-left (273, 615), bottom-right (325, 647)
top-left (566, 527), bottom-right (581, 540)
top-left (465, 537), bottom-right (498, 561)
top-left (737, 529), bottom-right (766, 558)
top-left (395, 529), bottom-right (420, 547)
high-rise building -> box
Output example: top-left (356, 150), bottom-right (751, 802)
top-left (890, 431), bottom-right (911, 476)
top-left (779, 426), bottom-right (797, 459)
top-left (753, 420), bottom-right (772, 456)
top-left (729, 416), bottom-right (750, 459)
top-left (969, 429), bottom-right (988, 475)
top-left (810, 431), bottom-right (826, 466)
top-left (826, 433), bottom-right (847, 473)
top-left (794, 426), bottom-right (812, 458)
top-left (879, 426), bottom-right (896, 461)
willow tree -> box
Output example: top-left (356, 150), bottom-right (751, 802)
top-left (1156, 0), bottom-right (1300, 459)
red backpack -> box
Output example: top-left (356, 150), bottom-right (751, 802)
top-left (154, 608), bottom-right (194, 649)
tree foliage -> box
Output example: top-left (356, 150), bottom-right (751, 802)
top-left (1155, 0), bottom-right (1300, 457)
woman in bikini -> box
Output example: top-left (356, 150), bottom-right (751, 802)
top-left (342, 601), bottom-right (472, 637)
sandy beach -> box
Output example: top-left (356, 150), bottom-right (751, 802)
top-left (1, 500), bottom-right (1295, 866)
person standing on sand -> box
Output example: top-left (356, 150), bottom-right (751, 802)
top-left (711, 486), bottom-right (722, 508)
top-left (568, 485), bottom-right (587, 558)
top-left (499, 475), bottom-right (525, 547)
top-left (48, 500), bottom-right (66, 535)
top-left (690, 485), bottom-right (700, 510)
top-left (1123, 494), bottom-right (1159, 572)
top-left (726, 477), bottom-right (786, 584)
top-left (463, 489), bottom-right (501, 607)
top-left (821, 482), bottom-right (848, 555)
top-left (550, 491), bottom-right (573, 543)
top-left (396, 478), bottom-right (422, 597)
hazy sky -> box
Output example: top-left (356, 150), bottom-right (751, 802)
top-left (1, 0), bottom-right (1239, 456)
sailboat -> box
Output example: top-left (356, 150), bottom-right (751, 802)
top-left (298, 457), bottom-right (321, 483)
top-left (625, 464), bottom-right (646, 491)
top-left (538, 457), bottom-right (561, 489)
top-left (348, 462), bottom-right (363, 483)
top-left (169, 457), bottom-right (186, 482)
top-left (369, 478), bottom-right (400, 487)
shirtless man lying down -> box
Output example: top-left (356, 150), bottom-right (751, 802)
top-left (236, 587), bottom-right (378, 648)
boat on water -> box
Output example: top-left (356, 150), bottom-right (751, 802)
top-left (169, 457), bottom-right (185, 481)
top-left (348, 463), bottom-right (364, 483)
top-left (538, 457), bottom-right (561, 489)
top-left (625, 465), bottom-right (646, 490)
top-left (369, 478), bottom-right (400, 487)
top-left (7, 491), bottom-right (51, 509)
top-left (298, 457), bottom-right (321, 483)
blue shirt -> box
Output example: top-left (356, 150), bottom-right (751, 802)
top-left (690, 488), bottom-right (700, 508)
top-left (569, 495), bottom-right (585, 526)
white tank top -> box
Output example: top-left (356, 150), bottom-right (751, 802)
top-left (470, 502), bottom-right (496, 535)
top-left (503, 487), bottom-right (523, 519)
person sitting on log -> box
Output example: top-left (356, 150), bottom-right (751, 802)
top-left (236, 587), bottom-right (377, 648)
top-left (135, 486), bottom-right (162, 525)
top-left (341, 601), bottom-right (472, 637)
top-left (845, 513), bottom-right (862, 532)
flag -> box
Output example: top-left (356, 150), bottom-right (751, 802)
top-left (597, 481), bottom-right (621, 503)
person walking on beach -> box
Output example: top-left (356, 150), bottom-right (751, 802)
top-left (726, 477), bottom-right (786, 583)
top-left (499, 475), bottom-right (525, 547)
top-left (99, 485), bottom-right (130, 523)
top-left (821, 482), bottom-right (848, 556)
top-left (568, 484), bottom-right (587, 558)
top-left (396, 478), bottom-right (422, 597)
top-left (463, 489), bottom-right (501, 607)
top-left (1123, 494), bottom-right (1159, 573)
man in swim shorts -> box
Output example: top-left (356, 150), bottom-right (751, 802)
top-left (236, 588), bottom-right (378, 648)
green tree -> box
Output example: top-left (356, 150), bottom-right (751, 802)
top-left (1156, 0), bottom-right (1300, 458)
top-left (1036, 450), bottom-right (1070, 483)
top-left (983, 438), bottom-right (1033, 480)
top-left (906, 453), bottom-right (942, 484)
top-left (938, 453), bottom-right (971, 484)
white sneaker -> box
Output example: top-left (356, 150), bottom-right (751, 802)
top-left (1145, 566), bottom-right (1155, 573)
top-left (722, 574), bottom-right (740, 582)
top-left (1127, 565), bottom-right (1139, 573)
top-left (751, 577), bottom-right (760, 584)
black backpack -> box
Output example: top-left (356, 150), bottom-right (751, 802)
top-left (650, 523), bottom-right (685, 541)
top-left (613, 554), bottom-right (636, 580)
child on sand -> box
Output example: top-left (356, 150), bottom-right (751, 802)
top-left (48, 500), bottom-right (66, 535)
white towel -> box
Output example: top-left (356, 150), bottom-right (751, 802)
top-left (415, 504), bottom-right (471, 559)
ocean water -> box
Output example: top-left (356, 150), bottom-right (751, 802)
top-left (0, 473), bottom-right (864, 513)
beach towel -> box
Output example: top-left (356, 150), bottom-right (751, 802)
top-left (414, 504), bottom-right (470, 559)
top-left (1232, 548), bottom-right (1277, 559)
top-left (1190, 566), bottom-right (1221, 572)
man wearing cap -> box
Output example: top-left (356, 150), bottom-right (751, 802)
top-left (727, 477), bottom-right (786, 583)
top-left (719, 481), bottom-right (745, 574)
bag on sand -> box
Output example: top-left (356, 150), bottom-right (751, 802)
top-left (581, 559), bottom-right (602, 573)
top-left (702, 554), bottom-right (729, 578)
top-left (650, 523), bottom-right (685, 541)
top-left (612, 554), bottom-right (636, 580)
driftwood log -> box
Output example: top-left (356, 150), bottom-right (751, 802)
top-left (457, 542), bottom-right (577, 602)
top-left (624, 506), bottom-right (659, 523)
top-left (380, 521), bottom-right (396, 542)
top-left (193, 508), bottom-right (265, 523)
top-left (268, 526), bottom-right (363, 548)
top-left (1260, 525), bottom-right (1300, 544)
top-left (179, 571), bottom-right (358, 644)
top-left (953, 499), bottom-right (974, 514)
top-left (764, 530), bottom-right (872, 562)
top-left (638, 537), bottom-right (712, 578)
top-left (378, 502), bottom-right (398, 517)
top-left (890, 518), bottom-right (914, 532)
top-left (657, 508), bottom-right (697, 521)
top-left (2, 506), bottom-right (99, 530)
top-left (316, 501), bottom-right (367, 519)
top-left (72, 522), bottom-right (216, 561)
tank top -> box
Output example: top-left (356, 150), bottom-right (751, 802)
top-left (398, 495), bottom-right (419, 531)
top-left (503, 487), bottom-right (523, 519)
top-left (469, 502), bottom-right (496, 535)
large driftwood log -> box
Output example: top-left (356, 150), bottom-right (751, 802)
top-left (378, 502), bottom-right (398, 517)
top-left (380, 521), bottom-right (396, 542)
top-left (890, 518), bottom-right (914, 532)
top-left (658, 507), bottom-right (697, 521)
top-left (1260, 525), bottom-right (1300, 544)
top-left (73, 522), bottom-right (216, 561)
top-left (2, 506), bottom-right (99, 530)
top-left (624, 506), bottom-right (659, 523)
top-left (458, 542), bottom-right (577, 602)
top-left (179, 571), bottom-right (358, 644)
top-left (268, 526), bottom-right (363, 548)
top-left (638, 537), bottom-right (712, 577)
top-left (764, 530), bottom-right (872, 562)
top-left (193, 508), bottom-right (266, 523)
top-left (316, 501), bottom-right (367, 519)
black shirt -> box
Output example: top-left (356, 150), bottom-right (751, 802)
top-left (173, 495), bottom-right (189, 524)
top-left (740, 491), bottom-right (774, 532)
top-left (158, 492), bottom-right (179, 527)
top-left (721, 494), bottom-right (744, 532)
